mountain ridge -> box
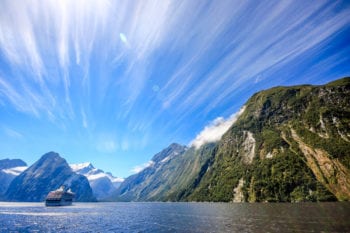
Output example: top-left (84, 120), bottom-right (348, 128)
top-left (5, 152), bottom-right (96, 202)
top-left (113, 77), bottom-right (350, 202)
top-left (70, 162), bottom-right (123, 200)
top-left (186, 77), bottom-right (350, 202)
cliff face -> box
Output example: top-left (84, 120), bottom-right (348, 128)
top-left (187, 77), bottom-right (350, 202)
top-left (5, 152), bottom-right (96, 202)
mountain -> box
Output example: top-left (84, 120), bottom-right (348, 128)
top-left (114, 77), bottom-right (350, 202)
top-left (113, 143), bottom-right (197, 201)
top-left (187, 77), bottom-right (350, 202)
top-left (70, 162), bottom-right (123, 200)
top-left (5, 152), bottom-right (96, 202)
top-left (0, 159), bottom-right (26, 170)
top-left (0, 159), bottom-right (27, 196)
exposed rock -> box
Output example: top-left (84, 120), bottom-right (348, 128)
top-left (291, 129), bottom-right (350, 200)
top-left (5, 152), bottom-right (96, 202)
top-left (233, 178), bottom-right (245, 202)
top-left (111, 77), bottom-right (350, 202)
top-left (241, 131), bottom-right (255, 164)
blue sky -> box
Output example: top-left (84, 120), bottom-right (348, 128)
top-left (0, 0), bottom-right (350, 178)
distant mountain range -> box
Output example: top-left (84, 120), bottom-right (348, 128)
top-left (112, 143), bottom-right (189, 201)
top-left (112, 77), bottom-right (350, 202)
top-left (0, 153), bottom-right (122, 202)
top-left (4, 152), bottom-right (96, 202)
top-left (70, 162), bottom-right (123, 200)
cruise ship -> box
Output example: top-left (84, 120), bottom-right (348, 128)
top-left (45, 186), bottom-right (75, 206)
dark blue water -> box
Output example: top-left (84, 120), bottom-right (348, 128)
top-left (0, 202), bottom-right (349, 232)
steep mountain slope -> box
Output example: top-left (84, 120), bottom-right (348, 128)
top-left (5, 152), bottom-right (96, 202)
top-left (114, 77), bottom-right (350, 202)
top-left (113, 143), bottom-right (214, 201)
top-left (70, 162), bottom-right (123, 200)
top-left (187, 77), bottom-right (350, 202)
top-left (0, 159), bottom-right (27, 196)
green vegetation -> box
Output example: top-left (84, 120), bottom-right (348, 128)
top-left (113, 77), bottom-right (350, 202)
top-left (186, 77), bottom-right (350, 202)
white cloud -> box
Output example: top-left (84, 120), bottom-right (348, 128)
top-left (0, 77), bottom-right (39, 117)
top-left (190, 106), bottom-right (246, 149)
top-left (81, 108), bottom-right (88, 128)
top-left (96, 138), bottom-right (117, 153)
top-left (3, 127), bottom-right (23, 139)
top-left (131, 160), bottom-right (155, 174)
top-left (121, 140), bottom-right (129, 151)
top-left (119, 33), bottom-right (129, 47)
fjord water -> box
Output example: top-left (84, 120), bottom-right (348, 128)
top-left (0, 202), bottom-right (349, 232)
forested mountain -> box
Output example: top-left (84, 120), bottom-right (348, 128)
top-left (114, 77), bottom-right (350, 202)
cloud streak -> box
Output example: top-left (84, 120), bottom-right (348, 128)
top-left (3, 126), bottom-right (23, 139)
top-left (0, 0), bottom-right (349, 171)
top-left (131, 161), bottom-right (154, 174)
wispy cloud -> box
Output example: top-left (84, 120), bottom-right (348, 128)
top-left (160, 1), bottom-right (350, 115)
top-left (3, 126), bottom-right (23, 139)
top-left (0, 0), bottom-right (349, 160)
top-left (96, 133), bottom-right (118, 153)
top-left (119, 33), bottom-right (130, 48)
top-left (81, 108), bottom-right (88, 129)
top-left (0, 77), bottom-right (40, 117)
top-left (96, 140), bottom-right (117, 153)
top-left (191, 106), bottom-right (246, 149)
top-left (130, 160), bottom-right (154, 174)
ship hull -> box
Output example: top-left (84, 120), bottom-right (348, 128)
top-left (45, 188), bottom-right (75, 206)
top-left (45, 198), bottom-right (73, 206)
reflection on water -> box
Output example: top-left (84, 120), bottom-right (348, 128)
top-left (0, 202), bottom-right (349, 232)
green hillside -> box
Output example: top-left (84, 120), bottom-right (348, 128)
top-left (113, 77), bottom-right (350, 202)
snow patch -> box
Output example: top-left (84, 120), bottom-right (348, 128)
top-left (70, 162), bottom-right (92, 171)
top-left (87, 173), bottom-right (107, 181)
top-left (2, 166), bottom-right (27, 176)
top-left (108, 176), bottom-right (124, 183)
top-left (161, 156), bottom-right (171, 163)
top-left (70, 163), bottom-right (123, 184)
top-left (131, 161), bottom-right (155, 174)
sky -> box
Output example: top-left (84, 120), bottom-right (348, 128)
top-left (0, 0), bottom-right (350, 178)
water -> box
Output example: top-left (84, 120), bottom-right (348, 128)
top-left (0, 202), bottom-right (349, 233)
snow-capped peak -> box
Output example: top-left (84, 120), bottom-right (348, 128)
top-left (69, 162), bottom-right (123, 184)
top-left (69, 162), bottom-right (124, 199)
top-left (70, 162), bottom-right (93, 172)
